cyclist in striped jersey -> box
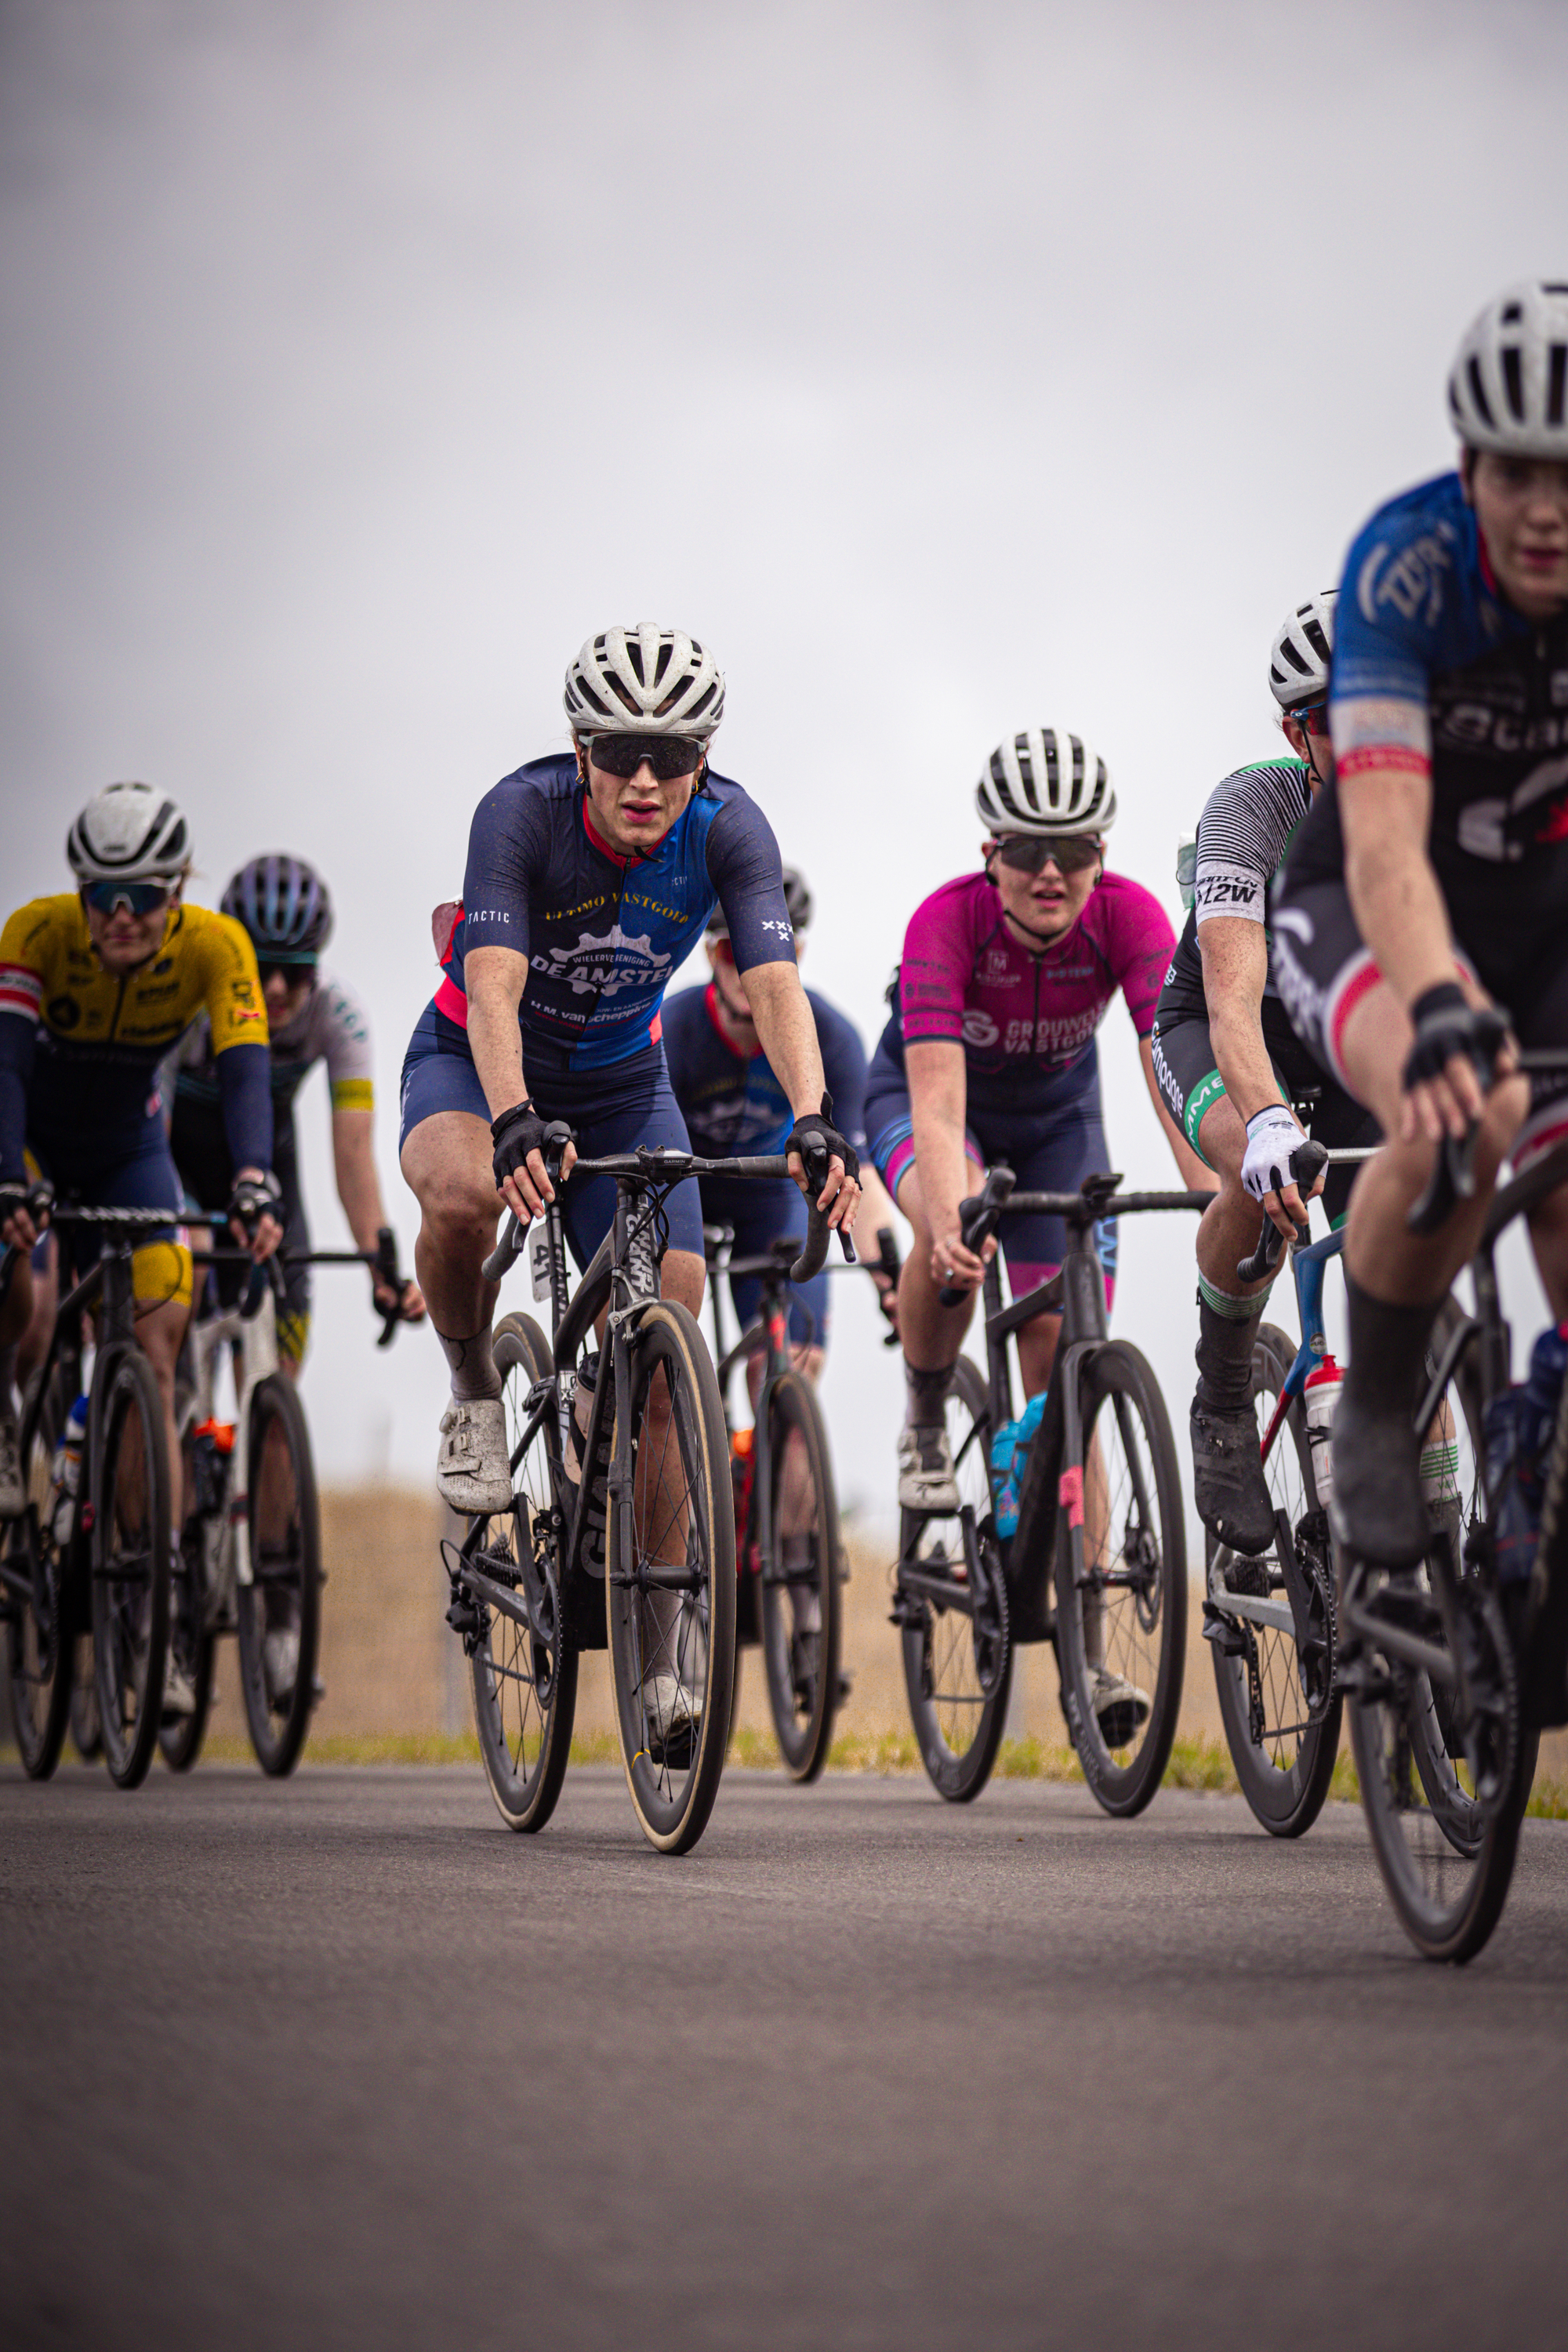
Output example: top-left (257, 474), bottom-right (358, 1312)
top-left (1152, 597), bottom-right (1380, 1554)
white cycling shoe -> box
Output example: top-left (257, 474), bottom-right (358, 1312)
top-left (1091, 1668), bottom-right (1151, 1750)
top-left (263, 1626), bottom-right (300, 1710)
top-left (0, 1406), bottom-right (23, 1519)
top-left (642, 1671), bottom-right (700, 1768)
top-left (162, 1654), bottom-right (197, 1719)
top-left (896, 1425), bottom-right (959, 1515)
top-left (436, 1398), bottom-right (513, 1515)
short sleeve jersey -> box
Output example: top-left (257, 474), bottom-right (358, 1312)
top-left (0, 895), bottom-right (268, 1174)
top-left (1160, 759), bottom-right (1313, 1016)
top-left (662, 983), bottom-right (870, 1159)
top-left (1284, 470), bottom-right (1568, 981)
top-left (172, 969), bottom-right (375, 1121)
top-left (433, 755), bottom-right (795, 1073)
top-left (886, 869), bottom-right (1173, 1113)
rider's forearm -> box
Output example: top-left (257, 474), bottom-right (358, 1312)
top-left (1207, 1000), bottom-right (1289, 1126)
top-left (464, 946), bottom-right (532, 1122)
top-left (906, 1044), bottom-right (969, 1236)
top-left (741, 962), bottom-right (827, 1116)
top-left (214, 1039), bottom-right (273, 1178)
top-left (1342, 768), bottom-right (1457, 1011)
top-left (331, 1108), bottom-right (389, 1254)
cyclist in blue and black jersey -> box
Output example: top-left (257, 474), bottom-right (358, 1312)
top-left (400, 625), bottom-right (861, 1519)
top-left (1273, 281), bottom-right (1568, 1565)
top-left (662, 867), bottom-right (899, 1394)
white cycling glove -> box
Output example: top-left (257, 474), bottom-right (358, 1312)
top-left (1241, 1105), bottom-right (1305, 1206)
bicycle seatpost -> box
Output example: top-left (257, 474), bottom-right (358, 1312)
top-left (1236, 1138), bottom-right (1329, 1283)
top-left (939, 1166), bottom-right (1016, 1307)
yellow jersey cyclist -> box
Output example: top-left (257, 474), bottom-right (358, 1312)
top-left (0, 784), bottom-right (281, 1704)
top-left (1151, 596), bottom-right (1381, 1554)
top-left (1272, 280), bottom-right (1568, 1566)
top-left (661, 866), bottom-right (901, 1396)
top-left (866, 727), bottom-right (1209, 1520)
top-left (168, 854), bottom-right (425, 1372)
top-left (399, 623), bottom-right (860, 1522)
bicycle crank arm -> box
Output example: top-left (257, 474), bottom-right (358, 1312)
top-left (1338, 1588), bottom-right (1455, 1690)
top-left (456, 1561), bottom-right (551, 1647)
top-left (1205, 1589), bottom-right (1297, 1638)
top-left (894, 1566), bottom-right (977, 1621)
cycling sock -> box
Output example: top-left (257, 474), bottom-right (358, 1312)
top-left (1340, 1276), bottom-right (1442, 1422)
top-left (903, 1358), bottom-right (953, 1430)
top-left (434, 1323), bottom-right (502, 1403)
top-left (1193, 1285), bottom-right (1269, 1418)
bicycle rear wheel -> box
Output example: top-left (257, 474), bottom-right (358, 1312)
top-left (1054, 1341), bottom-right (1185, 1818)
top-left (70, 1642), bottom-right (103, 1761)
top-left (758, 1367), bottom-right (843, 1782)
top-left (605, 1301), bottom-right (735, 1854)
top-left (3, 1372), bottom-right (73, 1780)
top-left (898, 1356), bottom-right (1012, 1802)
top-left (91, 1349), bottom-right (172, 1790)
top-left (159, 1428), bottom-right (216, 1772)
top-left (469, 1313), bottom-right (578, 1833)
top-left (236, 1374), bottom-right (321, 1777)
top-left (1209, 1324), bottom-right (1341, 1837)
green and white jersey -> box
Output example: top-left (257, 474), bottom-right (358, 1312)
top-left (1160, 758), bottom-right (1312, 1016)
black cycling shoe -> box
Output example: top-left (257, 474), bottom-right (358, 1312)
top-left (1327, 1405), bottom-right (1428, 1568)
top-left (1189, 1404), bottom-right (1275, 1557)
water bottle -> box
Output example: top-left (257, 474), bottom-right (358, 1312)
top-left (1485, 1321), bottom-right (1568, 1584)
top-left (730, 1427), bottom-right (756, 1571)
top-left (1304, 1356), bottom-right (1344, 1510)
top-left (989, 1390), bottom-right (1047, 1539)
top-left (49, 1393), bottom-right (89, 1547)
top-left (191, 1417), bottom-right (234, 1518)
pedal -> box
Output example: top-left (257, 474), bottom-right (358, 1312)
top-left (1202, 1601), bottom-right (1248, 1658)
top-left (445, 1592), bottom-right (482, 1640)
top-left (836, 1671), bottom-right (853, 1704)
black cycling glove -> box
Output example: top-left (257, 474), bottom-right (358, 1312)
top-left (228, 1170), bottom-right (284, 1236)
top-left (491, 1099), bottom-right (549, 1191)
top-left (1403, 985), bottom-right (1510, 1095)
top-left (784, 1092), bottom-right (860, 1187)
top-left (0, 1176), bottom-right (53, 1232)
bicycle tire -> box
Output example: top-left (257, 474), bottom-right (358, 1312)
top-left (91, 1348), bottom-right (172, 1790)
top-left (898, 1356), bottom-right (1013, 1803)
top-left (3, 1371), bottom-right (73, 1780)
top-left (1209, 1323), bottom-right (1341, 1837)
top-left (1406, 1296), bottom-right (1494, 1857)
top-left (605, 1299), bottom-right (735, 1854)
top-left (1054, 1340), bottom-right (1185, 1818)
top-left (236, 1374), bottom-right (321, 1777)
top-left (470, 1313), bottom-right (579, 1833)
top-left (159, 1428), bottom-right (216, 1772)
top-left (758, 1367), bottom-right (843, 1782)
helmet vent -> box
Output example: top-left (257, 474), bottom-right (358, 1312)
top-left (1549, 345), bottom-right (1567, 428)
top-left (1466, 355), bottom-right (1495, 430)
top-left (1503, 344), bottom-right (1526, 420)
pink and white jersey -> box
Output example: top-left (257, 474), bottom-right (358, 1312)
top-left (891, 870), bottom-right (1173, 1110)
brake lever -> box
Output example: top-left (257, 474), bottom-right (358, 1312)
top-left (1235, 1137), bottom-right (1329, 1283)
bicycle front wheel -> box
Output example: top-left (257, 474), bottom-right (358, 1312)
top-left (1209, 1323), bottom-right (1341, 1837)
top-left (1054, 1341), bottom-right (1185, 1818)
top-left (759, 1367), bottom-right (843, 1782)
top-left (605, 1301), bottom-right (735, 1854)
top-left (91, 1349), bottom-right (172, 1790)
top-left (470, 1313), bottom-right (578, 1833)
top-left (898, 1356), bottom-right (1012, 1803)
top-left (236, 1374), bottom-right (321, 1777)
top-left (3, 1372), bottom-right (73, 1780)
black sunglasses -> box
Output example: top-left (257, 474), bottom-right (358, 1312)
top-left (259, 960), bottom-right (318, 989)
top-left (992, 833), bottom-right (1102, 875)
top-left (586, 735), bottom-right (704, 781)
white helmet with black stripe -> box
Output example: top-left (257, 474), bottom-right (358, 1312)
top-left (1269, 591), bottom-right (1336, 712)
top-left (564, 624), bottom-right (726, 740)
top-left (975, 728), bottom-right (1116, 838)
top-left (1448, 281), bottom-right (1568, 457)
top-left (66, 781), bottom-right (191, 885)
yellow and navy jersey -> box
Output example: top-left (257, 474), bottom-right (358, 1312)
top-left (0, 894), bottom-right (272, 1180)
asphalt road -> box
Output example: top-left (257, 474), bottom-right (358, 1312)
top-left (3, 1764), bottom-right (1567, 2352)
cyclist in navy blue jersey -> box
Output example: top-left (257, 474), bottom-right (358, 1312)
top-left (662, 868), bottom-right (899, 1392)
top-left (1272, 282), bottom-right (1568, 1565)
top-left (400, 625), bottom-right (860, 1515)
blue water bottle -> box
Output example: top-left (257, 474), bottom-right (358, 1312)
top-left (1485, 1321), bottom-right (1568, 1583)
top-left (990, 1390), bottom-right (1047, 1539)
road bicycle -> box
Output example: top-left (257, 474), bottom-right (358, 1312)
top-left (155, 1229), bottom-right (407, 1777)
top-left (2, 1203), bottom-right (183, 1788)
top-left (1332, 1078), bottom-right (1568, 1962)
top-left (891, 1168), bottom-right (1206, 1813)
top-left (443, 1129), bottom-right (835, 1855)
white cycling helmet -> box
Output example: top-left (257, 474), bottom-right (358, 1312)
top-left (1447, 280), bottom-right (1568, 457)
top-left (66, 781), bottom-right (191, 885)
top-left (563, 624), bottom-right (726, 740)
top-left (1269, 591), bottom-right (1337, 712)
top-left (975, 728), bottom-right (1116, 838)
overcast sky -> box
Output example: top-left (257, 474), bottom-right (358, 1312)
top-left (2, 0), bottom-right (1563, 1513)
